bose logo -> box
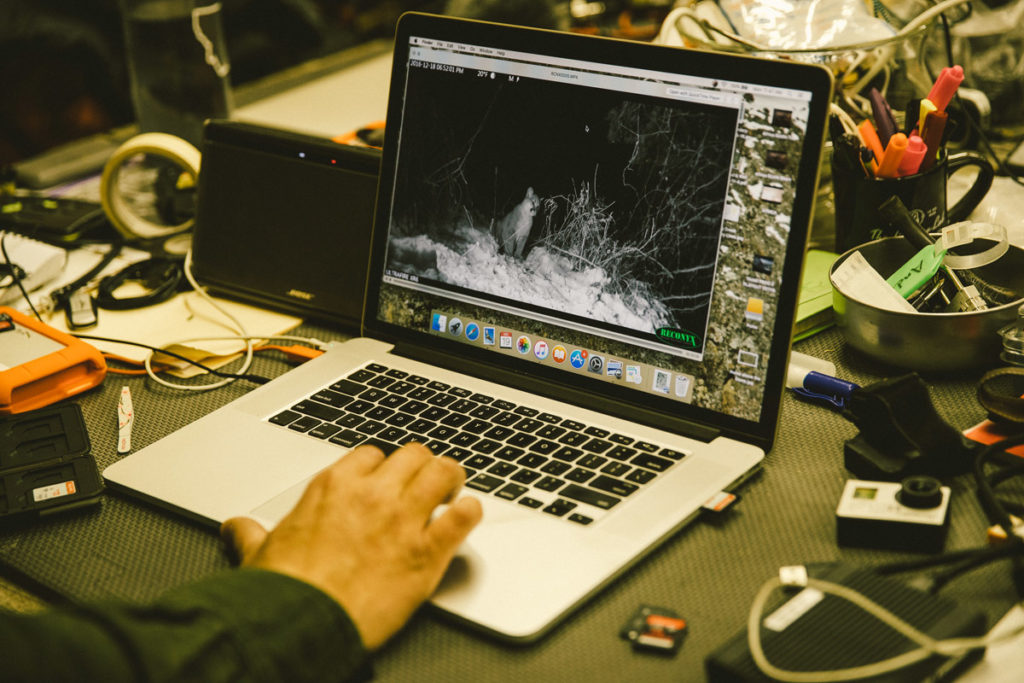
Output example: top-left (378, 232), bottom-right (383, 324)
top-left (286, 289), bottom-right (315, 301)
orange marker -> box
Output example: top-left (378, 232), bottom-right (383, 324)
top-left (876, 133), bottom-right (908, 178)
top-left (857, 120), bottom-right (884, 174)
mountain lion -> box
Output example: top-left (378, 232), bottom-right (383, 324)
top-left (493, 187), bottom-right (540, 259)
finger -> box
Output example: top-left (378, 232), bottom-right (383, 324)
top-left (426, 496), bottom-right (483, 557)
top-left (405, 455), bottom-right (467, 514)
top-left (339, 443), bottom-right (388, 475)
top-left (374, 441), bottom-right (435, 488)
top-left (221, 516), bottom-right (269, 565)
top-left (306, 444), bottom-right (387, 499)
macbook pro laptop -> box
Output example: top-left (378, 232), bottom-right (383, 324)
top-left (104, 13), bottom-right (833, 642)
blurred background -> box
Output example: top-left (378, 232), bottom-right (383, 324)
top-left (0, 0), bottom-right (680, 167)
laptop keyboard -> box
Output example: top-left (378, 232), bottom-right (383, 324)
top-left (268, 363), bottom-right (690, 525)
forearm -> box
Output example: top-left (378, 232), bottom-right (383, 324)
top-left (0, 569), bottom-right (369, 683)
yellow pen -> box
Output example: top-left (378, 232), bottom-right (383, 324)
top-left (919, 98), bottom-right (937, 135)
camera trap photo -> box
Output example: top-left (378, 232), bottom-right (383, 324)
top-left (384, 64), bottom-right (738, 354)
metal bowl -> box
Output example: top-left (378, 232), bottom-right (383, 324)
top-left (829, 236), bottom-right (1024, 371)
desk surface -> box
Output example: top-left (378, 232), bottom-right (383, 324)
top-left (5, 40), bottom-right (1024, 681)
top-left (0, 325), bottom-right (1019, 681)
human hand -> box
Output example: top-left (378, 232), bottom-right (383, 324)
top-left (220, 442), bottom-right (483, 649)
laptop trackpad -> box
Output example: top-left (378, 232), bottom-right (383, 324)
top-left (249, 475), bottom-right (315, 528)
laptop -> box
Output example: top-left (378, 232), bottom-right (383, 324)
top-left (104, 12), bottom-right (832, 642)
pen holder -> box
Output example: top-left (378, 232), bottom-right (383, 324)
top-left (831, 150), bottom-right (993, 253)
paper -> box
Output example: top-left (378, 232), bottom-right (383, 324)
top-left (831, 251), bottom-right (917, 313)
top-left (44, 288), bottom-right (302, 363)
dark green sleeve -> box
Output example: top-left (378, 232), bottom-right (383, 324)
top-left (0, 568), bottom-right (370, 683)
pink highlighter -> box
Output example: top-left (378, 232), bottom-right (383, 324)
top-left (898, 134), bottom-right (927, 176)
top-left (927, 65), bottom-right (964, 113)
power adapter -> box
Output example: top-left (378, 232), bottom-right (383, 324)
top-left (705, 563), bottom-right (987, 682)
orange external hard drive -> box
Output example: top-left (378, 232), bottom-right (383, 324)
top-left (0, 307), bottom-right (107, 414)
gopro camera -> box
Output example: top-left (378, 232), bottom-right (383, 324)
top-left (836, 476), bottom-right (951, 553)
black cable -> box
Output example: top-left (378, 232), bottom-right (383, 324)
top-left (928, 543), bottom-right (1024, 593)
top-left (49, 238), bottom-right (123, 310)
top-left (973, 118), bottom-right (1024, 186)
top-left (873, 541), bottom-right (1022, 576)
top-left (50, 207), bottom-right (108, 244)
top-left (974, 433), bottom-right (1024, 535)
top-left (938, 6), bottom-right (955, 68)
top-left (74, 333), bottom-right (271, 385)
top-left (0, 231), bottom-right (42, 319)
top-left (973, 432), bottom-right (1024, 598)
top-left (987, 459), bottom-right (1024, 516)
top-left (926, 1), bottom-right (1024, 186)
top-left (95, 258), bottom-right (183, 310)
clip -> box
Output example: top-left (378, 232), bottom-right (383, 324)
top-left (792, 371), bottom-right (859, 410)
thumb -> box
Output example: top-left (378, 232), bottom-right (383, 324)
top-left (221, 516), bottom-right (268, 565)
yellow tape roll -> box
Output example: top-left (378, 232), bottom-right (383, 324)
top-left (99, 132), bottom-right (201, 242)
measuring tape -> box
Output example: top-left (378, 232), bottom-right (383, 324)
top-left (99, 132), bottom-right (201, 255)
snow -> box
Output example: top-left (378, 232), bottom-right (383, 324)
top-left (409, 224), bottom-right (670, 333)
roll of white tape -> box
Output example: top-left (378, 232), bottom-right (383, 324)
top-left (100, 132), bottom-right (201, 241)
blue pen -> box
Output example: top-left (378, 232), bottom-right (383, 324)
top-left (791, 371), bottom-right (860, 410)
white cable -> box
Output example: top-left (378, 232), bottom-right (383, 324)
top-left (748, 575), bottom-right (1024, 682)
top-left (829, 103), bottom-right (858, 135)
top-left (898, 0), bottom-right (972, 37)
top-left (142, 248), bottom-right (254, 391)
top-left (166, 334), bottom-right (331, 349)
top-left (191, 2), bottom-right (230, 79)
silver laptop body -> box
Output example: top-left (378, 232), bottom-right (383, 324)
top-left (105, 13), bottom-right (832, 642)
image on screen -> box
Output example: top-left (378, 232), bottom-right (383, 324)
top-left (384, 64), bottom-right (739, 357)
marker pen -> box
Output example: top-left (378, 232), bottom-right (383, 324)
top-left (876, 133), bottom-right (908, 178)
top-left (919, 110), bottom-right (948, 172)
top-left (791, 371), bottom-right (860, 410)
top-left (869, 87), bottom-right (897, 147)
top-left (927, 65), bottom-right (965, 112)
top-left (897, 134), bottom-right (926, 176)
top-left (857, 120), bottom-right (884, 174)
top-left (919, 98), bottom-right (937, 128)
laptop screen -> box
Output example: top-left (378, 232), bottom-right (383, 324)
top-left (366, 14), bottom-right (831, 447)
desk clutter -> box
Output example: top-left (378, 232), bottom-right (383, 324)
top-left (1, 5), bottom-right (1024, 680)
top-left (823, 61), bottom-right (1024, 372)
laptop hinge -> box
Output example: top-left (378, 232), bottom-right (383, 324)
top-left (391, 343), bottom-right (721, 444)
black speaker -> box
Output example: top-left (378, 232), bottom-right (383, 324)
top-left (191, 120), bottom-right (380, 331)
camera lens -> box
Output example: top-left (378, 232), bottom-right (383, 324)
top-left (897, 475), bottom-right (943, 509)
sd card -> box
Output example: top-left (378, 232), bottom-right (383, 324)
top-left (1, 403), bottom-right (103, 520)
top-left (620, 604), bottom-right (687, 655)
